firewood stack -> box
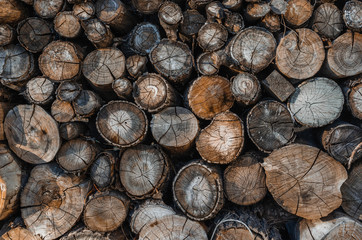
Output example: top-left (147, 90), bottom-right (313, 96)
top-left (0, 0), bottom-right (361, 239)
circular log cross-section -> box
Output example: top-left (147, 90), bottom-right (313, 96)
top-left (197, 23), bottom-right (228, 52)
top-left (21, 163), bottom-right (90, 240)
top-left (120, 144), bottom-right (169, 199)
top-left (72, 90), bottom-right (102, 118)
top-left (284, 0), bottom-right (313, 27)
top-left (51, 99), bottom-right (75, 123)
top-left (17, 17), bottom-right (53, 53)
top-left (247, 100), bottom-right (295, 153)
top-left (341, 163), bottom-right (362, 220)
top-left (197, 52), bottom-right (220, 76)
top-left (347, 80), bottom-right (362, 120)
top-left (229, 27), bottom-right (276, 73)
top-left (113, 78), bottom-right (132, 100)
top-left (276, 28), bottom-right (325, 80)
top-left (0, 24), bottom-right (14, 46)
top-left (1, 227), bottom-right (41, 240)
top-left (82, 48), bottom-right (125, 90)
top-left (130, 23), bottom-right (161, 55)
top-left (288, 78), bottom-right (344, 127)
top-left (231, 72), bottom-right (261, 106)
top-left (24, 77), bottom-right (54, 105)
top-left (4, 104), bottom-right (61, 164)
top-left (33, 0), bottom-right (64, 19)
top-left (150, 39), bottom-right (193, 85)
top-left (245, 2), bottom-right (271, 22)
top-left (133, 73), bottom-right (178, 113)
top-left (132, 0), bottom-right (164, 14)
top-left (312, 3), bottom-right (343, 40)
top-left (39, 41), bottom-right (82, 82)
top-left (343, 0), bottom-right (362, 32)
top-left (54, 11), bottom-right (81, 38)
top-left (73, 2), bottom-right (95, 21)
top-left (126, 55), bottom-right (147, 79)
top-left (173, 161), bottom-right (224, 221)
top-left (187, 75), bottom-right (234, 120)
top-left (96, 101), bottom-right (148, 148)
top-left (57, 138), bottom-right (98, 173)
top-left (82, 18), bottom-right (113, 49)
top-left (196, 111), bottom-right (244, 164)
top-left (224, 152), bottom-right (267, 206)
top-left (56, 81), bottom-right (81, 102)
top-left (158, 1), bottom-right (182, 41)
top-left (83, 190), bottom-right (130, 232)
top-left (263, 144), bottom-right (348, 219)
top-left (139, 215), bottom-right (208, 240)
top-left (90, 152), bottom-right (115, 190)
top-left (151, 106), bottom-right (199, 153)
top-left (261, 12), bottom-right (281, 33)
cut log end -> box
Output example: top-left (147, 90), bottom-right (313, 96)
top-left (231, 72), bottom-right (261, 106)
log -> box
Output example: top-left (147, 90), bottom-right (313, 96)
top-left (96, 100), bottom-right (148, 148)
top-left (0, 24), bottom-right (14, 47)
top-left (112, 78), bottom-right (132, 100)
top-left (261, 70), bottom-right (295, 102)
top-left (229, 27), bottom-right (277, 73)
top-left (129, 23), bottom-right (161, 55)
top-left (59, 122), bottom-right (85, 140)
top-left (82, 48), bottom-right (125, 91)
top-left (341, 162), bottom-right (361, 220)
top-left (82, 18), bottom-right (114, 49)
top-left (186, 75), bottom-right (234, 120)
top-left (231, 72), bottom-right (261, 106)
top-left (288, 78), bottom-right (344, 127)
top-left (180, 9), bottom-right (206, 37)
top-left (0, 145), bottom-right (25, 221)
top-left (173, 160), bottom-right (224, 220)
top-left (130, 200), bottom-right (176, 234)
top-left (261, 13), bottom-right (281, 33)
top-left (54, 11), bottom-right (82, 38)
top-left (151, 106), bottom-right (199, 153)
top-left (270, 0), bottom-right (287, 15)
top-left (72, 90), bottom-right (102, 118)
top-left (24, 77), bottom-right (54, 105)
top-left (21, 163), bottom-right (90, 240)
top-left (126, 55), bottom-right (147, 79)
top-left (51, 99), bottom-right (75, 122)
top-left (132, 0), bottom-right (164, 14)
top-left (1, 227), bottom-right (40, 240)
top-left (247, 100), bottom-right (295, 153)
top-left (222, 0), bottom-right (242, 11)
top-left (262, 144), bottom-right (348, 219)
top-left (312, 3), bottom-right (344, 40)
top-left (188, 0), bottom-right (213, 9)
top-left (60, 228), bottom-right (109, 240)
top-left (83, 190), bottom-right (130, 232)
top-left (138, 215), bottom-right (208, 240)
top-left (95, 0), bottom-right (136, 35)
top-left (323, 32), bottom-right (362, 79)
top-left (39, 41), bottom-right (83, 82)
top-left (57, 138), bottom-right (98, 173)
top-left (223, 152), bottom-right (267, 206)
top-left (158, 1), bottom-right (182, 41)
top-left (133, 73), bottom-right (179, 113)
top-left (119, 144), bottom-right (169, 199)
top-left (55, 81), bottom-right (82, 102)
top-left (245, 2), bottom-right (271, 22)
top-left (345, 79), bottom-right (362, 120)
top-left (284, 0), bottom-right (313, 27)
top-left (276, 28), bottom-right (325, 80)
top-left (197, 23), bottom-right (228, 52)
top-left (73, 2), bottom-right (95, 21)
top-left (0, 0), bottom-right (28, 24)
top-left (0, 102), bottom-right (14, 141)
top-left (205, 1), bottom-right (225, 23)
top-left (343, 0), bottom-right (362, 32)
top-left (33, 0), bottom-right (65, 19)
top-left (90, 151), bottom-right (115, 190)
top-left (149, 39), bottom-right (194, 85)
top-left (196, 111), bottom-right (244, 164)
top-left (197, 52), bottom-right (221, 76)
top-left (224, 11), bottom-right (244, 34)
top-left (4, 104), bottom-right (61, 164)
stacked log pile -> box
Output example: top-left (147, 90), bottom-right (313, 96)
top-left (0, 0), bottom-right (361, 239)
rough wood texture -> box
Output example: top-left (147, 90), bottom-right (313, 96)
top-left (261, 12), bottom-right (281, 32)
top-left (96, 100), bottom-right (148, 148)
top-left (0, 0), bottom-right (28, 24)
top-left (0, 102), bottom-right (14, 141)
top-left (125, 55), bottom-right (147, 79)
top-left (21, 163), bottom-right (90, 240)
top-left (346, 79), bottom-right (362, 120)
top-left (83, 190), bottom-right (130, 232)
top-left (196, 111), bottom-right (244, 164)
top-left (83, 48), bottom-right (125, 91)
top-left (222, 0), bottom-right (242, 11)
top-left (262, 70), bottom-right (295, 102)
top-left (82, 18), bottom-right (114, 49)
top-left (197, 23), bottom-right (228, 52)
top-left (120, 144), bottom-right (169, 199)
top-left (231, 72), bottom-right (261, 106)
top-left (173, 160), bottom-right (224, 221)
top-left (56, 81), bottom-right (81, 102)
top-left (284, 0), bottom-right (313, 27)
top-left (132, 0), bottom-right (164, 14)
top-left (276, 28), bottom-right (325, 80)
top-left (54, 11), bottom-right (81, 38)
top-left (343, 0), bottom-right (362, 32)
top-left (133, 73), bottom-right (178, 113)
top-left (247, 100), bottom-right (295, 153)
top-left (4, 104), bottom-right (61, 164)
top-left (72, 90), bottom-right (102, 118)
top-left (270, 0), bottom-right (287, 15)
top-left (1, 227), bottom-right (40, 240)
top-left (33, 0), bottom-right (64, 18)
top-left (180, 9), bottom-right (206, 36)
top-left (245, 2), bottom-right (271, 22)
top-left (51, 99), bottom-right (75, 122)
top-left (158, 1), bottom-right (182, 41)
top-left (197, 52), bottom-right (220, 76)
top-left (59, 122), bottom-right (85, 140)
top-left (263, 144), bottom-right (348, 219)
top-left (90, 152), bottom-right (115, 190)
top-left (151, 106), bottom-right (199, 153)
top-left (288, 78), bottom-right (344, 127)
top-left (73, 2), bottom-right (95, 20)
top-left (312, 3), bottom-right (343, 40)
top-left (0, 24), bottom-right (14, 47)
top-left (24, 77), bottom-right (54, 105)
top-left (112, 78), bottom-right (132, 100)
top-left (129, 23), bottom-right (161, 55)
top-left (187, 75), bottom-right (234, 120)
top-left (224, 152), bottom-right (267, 206)
top-left (224, 11), bottom-right (244, 34)
top-left (60, 228), bottom-right (109, 240)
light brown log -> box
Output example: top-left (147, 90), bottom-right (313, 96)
top-left (158, 1), bottom-right (182, 41)
top-left (262, 70), bottom-right (295, 102)
top-left (90, 151), bottom-right (115, 190)
top-left (1, 227), bottom-right (41, 240)
top-left (276, 28), bottom-right (325, 80)
top-left (60, 228), bottom-right (109, 240)
top-left (186, 75), bottom-right (234, 120)
top-left (151, 106), bottom-right (199, 153)
top-left (82, 48), bottom-right (125, 91)
top-left (229, 27), bottom-right (276, 73)
top-left (132, 0), bottom-right (164, 14)
top-left (54, 11), bottom-right (82, 38)
top-left (343, 0), bottom-right (362, 32)
top-left (96, 100), bottom-right (148, 148)
top-left (346, 79), bottom-right (362, 120)
top-left (224, 11), bottom-right (244, 34)
top-left (56, 81), bottom-right (82, 102)
top-left (72, 90), bottom-right (102, 118)
top-left (133, 73), bottom-right (179, 113)
top-left (196, 111), bottom-right (244, 164)
top-left (150, 39), bottom-right (193, 85)
top-left (0, 102), bottom-right (14, 141)
top-left (284, 0), bottom-right (313, 27)
top-left (82, 18), bottom-right (114, 49)
top-left (129, 23), bottom-right (161, 55)
top-left (57, 138), bottom-right (98, 173)
top-left (180, 9), bottom-right (206, 36)
top-left (0, 24), bottom-right (14, 47)
top-left (4, 104), bottom-right (61, 164)
top-left (288, 78), bottom-right (344, 127)
top-left (224, 152), bottom-right (267, 206)
top-left (0, 0), bottom-right (28, 24)
top-left (197, 23), bottom-right (228, 52)
top-left (112, 78), bottom-right (132, 100)
top-left (138, 215), bottom-right (208, 240)
top-left (261, 12), bottom-right (281, 32)
top-left (312, 3), bottom-right (343, 40)
top-left (73, 2), bottom-right (95, 21)
top-left (173, 160), bottom-right (224, 221)
top-left (83, 190), bottom-right (130, 232)
top-left (262, 144), bottom-right (348, 219)
top-left (341, 162), bottom-right (361, 220)
top-left (33, 0), bottom-right (65, 19)
top-left (39, 41), bottom-right (83, 82)
top-left (245, 2), bottom-right (270, 22)
top-left (51, 99), bottom-right (75, 122)
top-left (126, 55), bottom-right (147, 79)
top-left (120, 144), bottom-right (169, 199)
top-left (24, 77), bottom-right (54, 105)
top-left (21, 163), bottom-right (90, 240)
top-left (231, 72), bottom-right (261, 106)
top-left (59, 122), bottom-right (85, 140)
